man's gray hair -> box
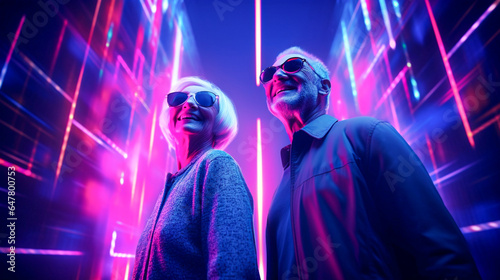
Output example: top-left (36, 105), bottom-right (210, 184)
top-left (159, 77), bottom-right (238, 151)
top-left (277, 46), bottom-right (330, 80)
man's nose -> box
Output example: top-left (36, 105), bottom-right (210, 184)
top-left (273, 67), bottom-right (289, 82)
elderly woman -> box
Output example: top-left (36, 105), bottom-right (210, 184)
top-left (132, 77), bottom-right (259, 279)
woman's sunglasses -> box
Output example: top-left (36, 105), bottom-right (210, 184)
top-left (166, 91), bottom-right (218, 107)
top-left (260, 57), bottom-right (324, 84)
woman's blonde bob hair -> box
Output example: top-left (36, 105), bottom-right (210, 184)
top-left (159, 77), bottom-right (238, 151)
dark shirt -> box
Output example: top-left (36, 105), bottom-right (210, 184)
top-left (133, 149), bottom-right (260, 279)
top-left (266, 115), bottom-right (480, 280)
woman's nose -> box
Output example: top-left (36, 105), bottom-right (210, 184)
top-left (183, 95), bottom-right (198, 108)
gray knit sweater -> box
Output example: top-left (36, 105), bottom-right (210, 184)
top-left (132, 149), bottom-right (260, 279)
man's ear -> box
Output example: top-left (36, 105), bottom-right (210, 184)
top-left (319, 79), bottom-right (331, 95)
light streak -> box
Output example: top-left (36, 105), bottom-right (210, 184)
top-left (0, 247), bottom-right (83, 255)
top-left (54, 0), bottom-right (102, 190)
top-left (379, 0), bottom-right (396, 49)
top-left (360, 0), bottom-right (371, 31)
top-left (110, 231), bottom-right (135, 258)
top-left (432, 160), bottom-right (479, 185)
top-left (461, 220), bottom-right (500, 234)
top-left (425, 0), bottom-right (475, 147)
top-left (447, 0), bottom-right (500, 58)
top-left (148, 106), bottom-right (158, 164)
top-left (170, 23), bottom-right (183, 90)
top-left (0, 16), bottom-right (24, 90)
top-left (255, 0), bottom-right (262, 86)
top-left (375, 66), bottom-right (408, 109)
top-left (256, 118), bottom-right (264, 279)
top-left (392, 0), bottom-right (401, 18)
top-left (49, 19), bottom-right (67, 75)
top-left (0, 158), bottom-right (42, 180)
top-left (361, 44), bottom-right (385, 81)
top-left (341, 21), bottom-right (359, 110)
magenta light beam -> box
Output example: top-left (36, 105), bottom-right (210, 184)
top-left (341, 21), bottom-right (359, 110)
top-left (0, 16), bottom-right (25, 90)
top-left (255, 0), bottom-right (262, 86)
top-left (425, 0), bottom-right (475, 147)
top-left (170, 23), bottom-right (183, 90)
top-left (448, 0), bottom-right (500, 58)
top-left (256, 118), bottom-right (264, 278)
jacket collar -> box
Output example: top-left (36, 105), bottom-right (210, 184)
top-left (280, 114), bottom-right (338, 169)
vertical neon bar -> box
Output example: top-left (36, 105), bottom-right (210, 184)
top-left (54, 0), bottom-right (102, 189)
top-left (392, 0), bottom-right (401, 18)
top-left (341, 21), bottom-right (359, 110)
top-left (170, 23), bottom-right (183, 90)
top-left (50, 19), bottom-right (67, 76)
top-left (360, 0), bottom-right (371, 31)
top-left (256, 118), bottom-right (264, 279)
top-left (0, 16), bottom-right (25, 90)
top-left (425, 0), bottom-right (475, 147)
top-left (255, 0), bottom-right (262, 86)
top-left (379, 0), bottom-right (396, 49)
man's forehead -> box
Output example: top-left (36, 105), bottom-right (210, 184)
top-left (274, 53), bottom-right (307, 66)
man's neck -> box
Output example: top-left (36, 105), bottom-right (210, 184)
top-left (282, 110), bottom-right (325, 142)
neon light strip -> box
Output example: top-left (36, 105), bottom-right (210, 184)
top-left (19, 53), bottom-right (72, 102)
top-left (432, 160), bottom-right (478, 185)
top-left (54, 0), bottom-right (103, 189)
top-left (256, 118), bottom-right (264, 278)
top-left (375, 66), bottom-right (408, 109)
top-left (425, 0), bottom-right (475, 147)
top-left (72, 120), bottom-right (104, 145)
top-left (472, 114), bottom-right (500, 135)
top-left (361, 44), bottom-right (385, 81)
top-left (110, 231), bottom-right (135, 258)
top-left (392, 0), bottom-right (402, 18)
top-left (49, 19), bottom-right (67, 75)
top-left (72, 120), bottom-right (128, 159)
top-left (255, 0), bottom-right (262, 86)
top-left (379, 0), bottom-right (396, 49)
top-left (461, 220), bottom-right (500, 234)
top-left (341, 21), bottom-right (359, 110)
top-left (0, 247), bottom-right (83, 255)
top-left (0, 158), bottom-right (42, 180)
top-left (148, 106), bottom-right (158, 164)
top-left (447, 0), bottom-right (500, 58)
top-left (360, 0), bottom-right (371, 31)
top-left (170, 23), bottom-right (183, 90)
top-left (0, 16), bottom-right (24, 90)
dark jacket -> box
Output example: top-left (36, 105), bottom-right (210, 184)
top-left (266, 115), bottom-right (480, 280)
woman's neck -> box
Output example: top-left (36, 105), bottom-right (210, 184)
top-left (174, 136), bottom-right (213, 170)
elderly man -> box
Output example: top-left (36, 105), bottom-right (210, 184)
top-left (262, 47), bottom-right (480, 279)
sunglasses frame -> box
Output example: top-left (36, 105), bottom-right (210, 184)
top-left (166, 91), bottom-right (219, 107)
top-left (260, 57), bottom-right (325, 84)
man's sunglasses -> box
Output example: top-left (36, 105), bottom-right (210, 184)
top-left (260, 57), bottom-right (324, 84)
top-left (166, 91), bottom-right (218, 107)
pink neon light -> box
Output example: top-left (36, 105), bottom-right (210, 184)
top-left (148, 106), bottom-right (158, 164)
top-left (425, 0), bottom-right (475, 148)
top-left (375, 66), bottom-right (408, 109)
top-left (447, 0), bottom-right (500, 58)
top-left (110, 231), bottom-right (135, 258)
top-left (49, 19), bottom-right (67, 75)
top-left (0, 247), bottom-right (83, 256)
top-left (361, 44), bottom-right (385, 81)
top-left (255, 0), bottom-right (262, 86)
top-left (0, 158), bottom-right (42, 180)
top-left (256, 118), bottom-right (264, 278)
top-left (54, 0), bottom-right (103, 189)
top-left (0, 16), bottom-right (25, 90)
top-left (170, 23), bottom-right (183, 90)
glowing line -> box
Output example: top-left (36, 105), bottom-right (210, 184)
top-left (432, 161), bottom-right (478, 185)
top-left (461, 220), bottom-right (500, 234)
top-left (392, 0), bottom-right (401, 18)
top-left (360, 0), bottom-right (371, 31)
top-left (447, 0), bottom-right (500, 58)
top-left (472, 114), bottom-right (500, 135)
top-left (256, 118), bottom-right (264, 279)
top-left (341, 21), bottom-right (359, 110)
top-left (0, 247), bottom-right (83, 255)
top-left (0, 16), bottom-right (24, 90)
top-left (54, 0), bottom-right (103, 189)
top-left (255, 0), bottom-right (262, 86)
top-left (72, 120), bottom-right (104, 145)
top-left (379, 0), bottom-right (396, 49)
top-left (0, 158), bottom-right (42, 180)
top-left (170, 23), bottom-right (183, 90)
top-left (110, 231), bottom-right (135, 258)
top-left (124, 260), bottom-right (131, 280)
top-left (72, 120), bottom-right (128, 158)
top-left (361, 44), bottom-right (385, 81)
top-left (375, 66), bottom-right (408, 109)
top-left (425, 0), bottom-right (475, 147)
top-left (138, 182), bottom-right (146, 224)
top-left (49, 19), bottom-right (67, 75)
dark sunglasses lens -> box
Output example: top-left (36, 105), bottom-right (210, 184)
top-left (195, 91), bottom-right (216, 107)
top-left (261, 67), bottom-right (277, 83)
top-left (283, 58), bottom-right (303, 73)
top-left (167, 92), bottom-right (188, 106)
